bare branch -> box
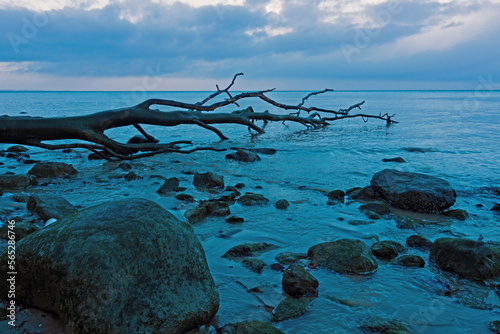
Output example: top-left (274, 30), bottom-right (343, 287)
top-left (196, 72), bottom-right (244, 106)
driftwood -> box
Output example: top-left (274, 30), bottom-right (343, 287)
top-left (0, 74), bottom-right (396, 160)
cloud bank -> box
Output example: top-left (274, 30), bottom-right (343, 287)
top-left (0, 0), bottom-right (499, 90)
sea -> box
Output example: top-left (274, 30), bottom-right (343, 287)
top-left (0, 90), bottom-right (499, 333)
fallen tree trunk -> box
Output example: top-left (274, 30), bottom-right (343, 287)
top-left (0, 74), bottom-right (396, 160)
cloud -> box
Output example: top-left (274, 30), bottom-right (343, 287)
top-left (0, 0), bottom-right (499, 89)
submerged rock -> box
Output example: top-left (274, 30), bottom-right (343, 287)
top-left (193, 171), bottom-right (224, 191)
top-left (308, 239), bottom-right (378, 274)
top-left (271, 297), bottom-right (311, 322)
top-left (347, 186), bottom-right (381, 201)
top-left (175, 193), bottom-right (195, 202)
top-left (223, 242), bottom-right (278, 259)
top-left (491, 203), bottom-right (500, 212)
top-left (220, 321), bottom-right (284, 334)
top-left (371, 240), bottom-right (406, 260)
top-left (124, 171), bottom-right (139, 181)
top-left (442, 209), bottom-right (469, 220)
top-left (430, 238), bottom-right (500, 280)
top-left (226, 148), bottom-right (261, 162)
top-left (327, 189), bottom-right (345, 203)
top-left (199, 200), bottom-right (231, 216)
top-left (370, 169), bottom-right (456, 213)
top-left (184, 207), bottom-right (208, 224)
top-left (28, 162), bottom-right (78, 179)
top-left (359, 316), bottom-right (412, 334)
top-left (157, 177), bottom-right (181, 194)
top-left (0, 198), bottom-right (219, 333)
top-left (359, 201), bottom-right (391, 216)
top-left (406, 235), bottom-right (433, 251)
top-left (392, 255), bottom-right (425, 268)
top-left (242, 257), bottom-right (267, 274)
top-left (226, 216), bottom-right (244, 224)
top-left (237, 192), bottom-right (270, 206)
top-left (0, 174), bottom-right (37, 189)
top-left (490, 320), bottom-right (500, 333)
top-left (0, 222), bottom-right (38, 241)
top-left (282, 263), bottom-right (318, 297)
top-left (27, 194), bottom-right (77, 221)
top-left (382, 157), bottom-right (406, 163)
top-left (275, 252), bottom-right (308, 265)
top-left (275, 199), bottom-right (290, 210)
top-left (6, 145), bottom-right (29, 153)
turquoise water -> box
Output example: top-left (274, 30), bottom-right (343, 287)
top-left (1, 90), bottom-right (499, 333)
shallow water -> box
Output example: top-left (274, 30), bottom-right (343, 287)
top-left (1, 90), bottom-right (499, 333)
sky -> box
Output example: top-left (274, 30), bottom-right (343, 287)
top-left (0, 0), bottom-right (499, 90)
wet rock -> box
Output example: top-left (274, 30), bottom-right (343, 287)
top-left (242, 257), bottom-right (267, 274)
top-left (371, 240), bottom-right (406, 260)
top-left (395, 216), bottom-right (423, 229)
top-left (442, 209), bottom-right (469, 220)
top-left (430, 238), bottom-right (500, 280)
top-left (193, 172), bottom-right (224, 190)
top-left (234, 183), bottom-right (245, 189)
top-left (275, 199), bottom-right (290, 210)
top-left (0, 222), bottom-right (38, 241)
top-left (0, 198), bottom-right (219, 334)
top-left (124, 171), bottom-right (139, 181)
top-left (237, 192), bottom-right (270, 206)
top-left (327, 189), bottom-right (345, 202)
top-left (87, 152), bottom-right (106, 160)
top-left (275, 252), bottom-right (307, 265)
top-left (175, 193), bottom-right (195, 202)
top-left (392, 255), bottom-right (425, 268)
top-left (184, 207), bottom-right (208, 224)
top-left (223, 242), bottom-right (278, 259)
top-left (27, 194), bottom-right (77, 221)
top-left (406, 235), bottom-right (433, 251)
top-left (347, 186), bottom-right (381, 201)
top-left (226, 148), bottom-right (261, 162)
top-left (308, 239), bottom-right (378, 274)
top-left (271, 263), bottom-right (285, 271)
top-left (490, 320), bottom-right (500, 333)
top-left (229, 147), bottom-right (277, 155)
top-left (382, 156), bottom-right (406, 163)
top-left (28, 162), bottom-right (78, 179)
top-left (224, 186), bottom-right (241, 196)
top-left (127, 135), bottom-right (158, 144)
top-left (491, 203), bottom-right (500, 212)
top-left (348, 220), bottom-right (375, 226)
top-left (219, 321), bottom-right (284, 334)
top-left (359, 316), bottom-right (412, 334)
top-left (118, 162), bottom-right (132, 170)
top-left (271, 298), bottom-right (311, 322)
top-left (199, 200), bottom-right (231, 216)
top-left (282, 263), bottom-right (318, 297)
top-left (359, 201), bottom-right (391, 216)
top-left (157, 177), bottom-right (181, 194)
top-left (370, 169), bottom-right (456, 213)
top-left (6, 145), bottom-right (28, 153)
top-left (218, 191), bottom-right (238, 203)
top-left (12, 193), bottom-right (30, 203)
top-left (226, 216), bottom-right (244, 224)
top-left (0, 174), bottom-right (37, 189)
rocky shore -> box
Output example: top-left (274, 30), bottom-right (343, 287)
top-left (0, 145), bottom-right (500, 333)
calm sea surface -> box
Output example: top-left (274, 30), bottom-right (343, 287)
top-left (1, 90), bottom-right (499, 333)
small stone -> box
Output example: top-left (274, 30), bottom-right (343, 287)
top-left (490, 320), bottom-right (500, 333)
top-left (28, 162), bottom-right (78, 178)
top-left (275, 252), bottom-right (307, 265)
top-left (175, 193), bottom-right (195, 202)
top-left (193, 172), bottom-right (224, 190)
top-left (157, 177), bottom-right (181, 194)
top-left (62, 148), bottom-right (72, 153)
top-left (271, 298), bottom-right (311, 322)
top-left (27, 194), bottom-right (77, 221)
top-left (237, 192), bottom-right (269, 206)
top-left (359, 201), bottom-right (391, 216)
top-left (224, 186), bottom-right (241, 196)
top-left (218, 191), bottom-right (237, 203)
top-left (348, 220), bottom-right (375, 226)
top-left (392, 255), bottom-right (425, 268)
top-left (359, 316), bottom-right (412, 334)
top-left (382, 157), bottom-right (406, 163)
top-left (226, 148), bottom-right (261, 162)
top-left (442, 209), bottom-right (469, 220)
top-left (275, 199), bottom-right (290, 210)
top-left (234, 183), bottom-right (245, 189)
top-left (327, 189), bottom-right (345, 202)
top-left (118, 162), bottom-right (133, 170)
top-left (124, 171), bottom-right (139, 181)
top-left (406, 235), bottom-right (433, 251)
top-left (242, 257), bottom-right (267, 274)
top-left (220, 321), bottom-right (284, 334)
top-left (88, 152), bottom-right (107, 160)
top-left (491, 203), bottom-right (500, 212)
top-left (271, 263), bottom-right (285, 271)
top-left (226, 216), bottom-right (244, 224)
top-left (7, 145), bottom-right (29, 153)
top-left (371, 240), bottom-right (406, 260)
top-left (347, 186), bottom-right (381, 201)
top-left (184, 207), bottom-right (208, 224)
top-left (395, 216), bottom-right (423, 229)
top-left (282, 263), bottom-right (319, 297)
top-left (199, 200), bottom-right (231, 216)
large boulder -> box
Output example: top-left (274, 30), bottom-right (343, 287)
top-left (28, 162), bottom-right (78, 178)
top-left (0, 198), bottom-right (219, 334)
top-left (370, 169), bottom-right (456, 213)
top-left (27, 194), bottom-right (77, 221)
top-left (308, 239), bottom-right (378, 274)
top-left (430, 238), bottom-right (500, 280)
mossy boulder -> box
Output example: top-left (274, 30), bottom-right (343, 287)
top-left (370, 169), bottom-right (456, 213)
top-left (0, 198), bottom-right (219, 334)
top-left (184, 207), bottom-right (208, 224)
top-left (371, 240), bottom-right (406, 260)
top-left (28, 162), bottom-right (78, 179)
top-left (308, 239), bottom-right (378, 274)
top-left (282, 263), bottom-right (318, 297)
top-left (430, 238), bottom-right (500, 280)
top-left (406, 235), bottom-right (433, 251)
top-left (27, 194), bottom-right (77, 221)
